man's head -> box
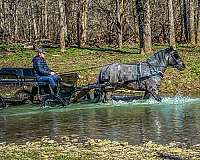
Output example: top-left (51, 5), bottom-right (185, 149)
top-left (36, 48), bottom-right (46, 58)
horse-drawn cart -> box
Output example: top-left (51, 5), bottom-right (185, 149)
top-left (0, 67), bottom-right (104, 108)
top-left (0, 48), bottom-right (185, 108)
top-left (0, 68), bottom-right (79, 108)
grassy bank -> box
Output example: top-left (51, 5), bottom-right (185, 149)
top-left (0, 44), bottom-right (199, 96)
top-left (0, 137), bottom-right (200, 160)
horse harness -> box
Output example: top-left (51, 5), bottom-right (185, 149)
top-left (118, 62), bottom-right (164, 88)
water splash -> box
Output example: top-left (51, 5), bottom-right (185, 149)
top-left (110, 95), bottom-right (200, 106)
top-left (161, 95), bottom-right (193, 104)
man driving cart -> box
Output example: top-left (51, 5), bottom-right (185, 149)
top-left (32, 48), bottom-right (60, 95)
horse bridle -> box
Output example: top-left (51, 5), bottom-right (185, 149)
top-left (169, 51), bottom-right (182, 68)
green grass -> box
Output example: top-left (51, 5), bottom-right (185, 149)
top-left (0, 43), bottom-right (199, 95)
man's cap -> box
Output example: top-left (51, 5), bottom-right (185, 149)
top-left (36, 48), bottom-right (46, 54)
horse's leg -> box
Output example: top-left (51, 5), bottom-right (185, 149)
top-left (144, 80), bottom-right (162, 102)
top-left (102, 91), bottom-right (107, 103)
top-left (141, 81), bottom-right (152, 100)
top-left (105, 91), bottom-right (112, 101)
top-left (103, 86), bottom-right (115, 102)
top-left (143, 91), bottom-right (151, 99)
top-left (101, 88), bottom-right (110, 103)
top-left (144, 89), bottom-right (161, 101)
top-left (149, 89), bottom-right (162, 102)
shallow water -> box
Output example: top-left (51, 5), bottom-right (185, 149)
top-left (0, 96), bottom-right (200, 145)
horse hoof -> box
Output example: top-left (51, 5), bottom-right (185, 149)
top-left (157, 97), bottom-right (162, 102)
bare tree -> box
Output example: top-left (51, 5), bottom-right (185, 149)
top-left (136, 0), bottom-right (144, 53)
top-left (182, 0), bottom-right (189, 42)
top-left (77, 0), bottom-right (81, 47)
top-left (168, 0), bottom-right (176, 48)
top-left (81, 0), bottom-right (89, 46)
top-left (143, 0), bottom-right (152, 53)
top-left (189, 0), bottom-right (195, 45)
top-left (30, 0), bottom-right (38, 40)
top-left (0, 0), bottom-right (3, 30)
top-left (58, 0), bottom-right (66, 52)
top-left (27, 0), bottom-right (32, 41)
top-left (197, 0), bottom-right (200, 45)
top-left (115, 0), bottom-right (125, 48)
top-left (136, 0), bottom-right (152, 54)
top-left (44, 0), bottom-right (48, 38)
top-left (13, 2), bottom-right (18, 42)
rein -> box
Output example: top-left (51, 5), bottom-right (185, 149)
top-left (60, 51), bottom-right (169, 75)
top-left (59, 53), bottom-right (168, 74)
top-left (58, 64), bottom-right (108, 74)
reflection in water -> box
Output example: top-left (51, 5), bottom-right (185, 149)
top-left (0, 96), bottom-right (200, 145)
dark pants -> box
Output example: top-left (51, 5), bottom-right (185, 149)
top-left (37, 75), bottom-right (60, 89)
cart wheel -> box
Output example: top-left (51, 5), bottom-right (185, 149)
top-left (14, 90), bottom-right (31, 104)
top-left (42, 94), bottom-right (66, 108)
top-left (0, 96), bottom-right (6, 108)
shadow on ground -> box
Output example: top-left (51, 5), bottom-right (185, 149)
top-left (71, 45), bottom-right (139, 54)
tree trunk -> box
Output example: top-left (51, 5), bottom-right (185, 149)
top-left (131, 0), bottom-right (139, 43)
top-left (27, 1), bottom-right (32, 42)
top-left (116, 0), bottom-right (124, 48)
top-left (136, 0), bottom-right (144, 53)
top-left (44, 0), bottom-right (48, 38)
top-left (81, 0), bottom-right (89, 46)
top-left (3, 0), bottom-right (9, 42)
top-left (136, 0), bottom-right (151, 54)
top-left (39, 6), bottom-right (43, 39)
top-left (180, 0), bottom-right (185, 42)
top-left (168, 0), bottom-right (176, 48)
top-left (183, 0), bottom-right (189, 42)
top-left (0, 0), bottom-right (3, 30)
top-left (52, 3), bottom-right (57, 43)
top-left (14, 3), bottom-right (18, 42)
top-left (31, 0), bottom-right (38, 40)
top-left (59, 0), bottom-right (66, 52)
top-left (196, 0), bottom-right (200, 45)
top-left (77, 0), bottom-right (81, 47)
top-left (143, 0), bottom-right (152, 53)
top-left (64, 1), bottom-right (69, 47)
top-left (189, 0), bottom-right (195, 45)
top-left (0, 0), bottom-right (3, 42)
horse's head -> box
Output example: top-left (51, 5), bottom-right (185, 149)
top-left (167, 47), bottom-right (186, 71)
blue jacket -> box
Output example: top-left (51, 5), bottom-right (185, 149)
top-left (32, 56), bottom-right (51, 76)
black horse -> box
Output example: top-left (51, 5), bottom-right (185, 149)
top-left (97, 47), bottom-right (186, 102)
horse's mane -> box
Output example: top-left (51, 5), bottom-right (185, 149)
top-left (146, 48), bottom-right (172, 64)
top-left (126, 47), bottom-right (173, 65)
